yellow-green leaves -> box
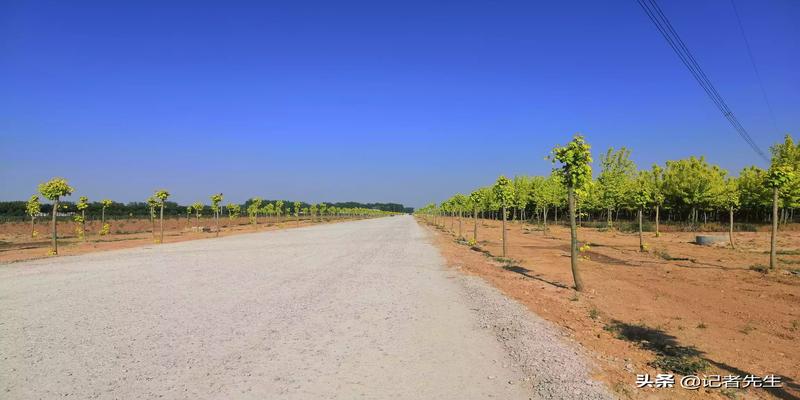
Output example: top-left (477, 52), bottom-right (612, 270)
top-left (551, 135), bottom-right (593, 189)
top-left (76, 196), bottom-right (89, 211)
top-left (766, 165), bottom-right (794, 189)
top-left (492, 175), bottom-right (514, 206)
top-left (210, 193), bottom-right (223, 212)
top-left (38, 177), bottom-right (74, 201)
top-left (26, 195), bottom-right (41, 217)
top-left (155, 190), bottom-right (170, 202)
top-left (226, 203), bottom-right (241, 220)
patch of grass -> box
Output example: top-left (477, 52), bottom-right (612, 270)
top-left (589, 308), bottom-right (600, 320)
top-left (720, 388), bottom-right (741, 400)
top-left (779, 258), bottom-right (800, 265)
top-left (748, 264), bottom-right (769, 274)
top-left (492, 256), bottom-right (513, 264)
top-left (696, 322), bottom-right (707, 329)
top-left (778, 249), bottom-right (800, 255)
top-left (654, 249), bottom-right (691, 261)
top-left (790, 320), bottom-right (799, 332)
top-left (604, 321), bottom-right (708, 375)
top-left (650, 355), bottom-right (710, 376)
top-left (739, 325), bottom-right (755, 335)
top-left (569, 293), bottom-right (580, 302)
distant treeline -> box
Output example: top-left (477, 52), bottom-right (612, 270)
top-left (0, 199), bottom-right (413, 219)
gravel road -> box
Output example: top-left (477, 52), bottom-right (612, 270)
top-left (0, 215), bottom-right (611, 399)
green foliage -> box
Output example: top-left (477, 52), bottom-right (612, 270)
top-left (76, 196), bottom-right (89, 211)
top-left (293, 201), bottom-right (301, 216)
top-left (226, 203), bottom-right (241, 220)
top-left (146, 196), bottom-right (159, 219)
top-left (101, 199), bottom-right (113, 208)
top-left (663, 156), bottom-right (726, 213)
top-left (492, 176), bottom-right (514, 206)
top-left (154, 190), bottom-right (170, 202)
top-left (210, 193), bottom-right (223, 213)
top-left (191, 201), bottom-right (204, 218)
top-left (26, 195), bottom-right (41, 218)
top-left (38, 177), bottom-right (74, 201)
top-left (766, 165), bottom-right (795, 189)
top-left (551, 135), bottom-right (593, 189)
top-left (597, 147), bottom-right (636, 212)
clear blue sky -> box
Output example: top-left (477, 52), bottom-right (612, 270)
top-left (1, 0), bottom-right (798, 208)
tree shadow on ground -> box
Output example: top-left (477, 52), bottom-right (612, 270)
top-left (605, 320), bottom-right (799, 400)
top-left (501, 264), bottom-right (570, 289)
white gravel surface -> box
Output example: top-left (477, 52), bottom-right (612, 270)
top-left (0, 215), bottom-right (612, 399)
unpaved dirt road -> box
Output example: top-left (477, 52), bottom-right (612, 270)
top-left (1, 216), bottom-right (610, 399)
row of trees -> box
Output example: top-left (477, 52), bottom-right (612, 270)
top-left (1, 199), bottom-right (411, 220)
top-left (26, 179), bottom-right (401, 255)
top-left (417, 134), bottom-right (798, 290)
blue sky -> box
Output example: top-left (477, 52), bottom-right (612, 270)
top-left (1, 0), bottom-right (798, 208)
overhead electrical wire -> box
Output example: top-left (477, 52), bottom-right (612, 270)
top-left (635, 0), bottom-right (769, 162)
top-left (730, 0), bottom-right (780, 134)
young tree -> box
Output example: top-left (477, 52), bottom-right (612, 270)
top-left (100, 199), bottom-right (112, 236)
top-left (155, 190), bottom-right (170, 243)
top-left (293, 201), bottom-right (301, 226)
top-left (247, 198), bottom-right (262, 225)
top-left (469, 190), bottom-right (484, 243)
top-left (663, 157), bottom-right (725, 225)
top-left (645, 164), bottom-right (665, 236)
top-left (275, 200), bottom-right (284, 222)
top-left (632, 174), bottom-right (652, 252)
top-left (210, 193), bottom-right (223, 237)
top-left (492, 176), bottom-right (513, 257)
top-left (531, 174), bottom-right (564, 235)
top-left (26, 195), bottom-right (41, 238)
top-left (552, 135), bottom-right (593, 292)
top-left (452, 194), bottom-right (468, 239)
top-left (147, 196), bottom-right (159, 241)
top-left (310, 204), bottom-right (318, 222)
top-left (38, 178), bottom-right (74, 255)
top-left (766, 166), bottom-right (794, 269)
top-left (597, 147), bottom-right (636, 229)
top-left (226, 203), bottom-right (241, 220)
top-left (719, 178), bottom-right (740, 249)
top-left (265, 203), bottom-right (275, 223)
top-left (75, 196), bottom-right (89, 242)
top-left (192, 201), bottom-right (204, 223)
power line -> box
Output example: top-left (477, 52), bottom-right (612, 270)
top-left (635, 0), bottom-right (769, 162)
top-left (730, 0), bottom-right (780, 134)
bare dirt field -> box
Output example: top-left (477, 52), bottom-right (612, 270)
top-left (0, 216), bottom-right (351, 264)
top-left (422, 216), bottom-right (800, 400)
top-left (0, 216), bottom-right (611, 399)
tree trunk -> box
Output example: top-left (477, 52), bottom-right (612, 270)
top-left (473, 208), bottom-right (478, 243)
top-left (770, 187), bottom-right (778, 269)
top-left (543, 207), bottom-right (548, 235)
top-left (458, 210), bottom-right (462, 239)
top-left (31, 216), bottom-right (36, 238)
top-left (501, 205), bottom-right (507, 257)
top-left (82, 210), bottom-right (86, 242)
top-left (568, 187), bottom-right (583, 291)
top-left (654, 205), bottom-right (660, 237)
top-left (729, 207), bottom-right (735, 249)
top-left (160, 204), bottom-right (165, 243)
top-left (607, 207), bottom-right (613, 229)
top-left (51, 199), bottom-right (59, 254)
top-left (638, 208), bottom-right (644, 252)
